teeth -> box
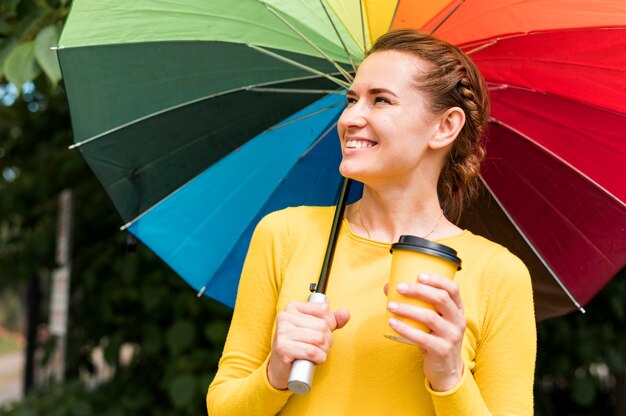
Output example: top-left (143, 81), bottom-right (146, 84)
top-left (346, 140), bottom-right (376, 149)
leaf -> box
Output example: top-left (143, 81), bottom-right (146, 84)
top-left (610, 295), bottom-right (624, 321)
top-left (141, 284), bottom-right (165, 312)
top-left (3, 41), bottom-right (40, 89)
top-left (205, 320), bottom-right (229, 346)
top-left (0, 39), bottom-right (18, 79)
top-left (0, 20), bottom-right (11, 35)
top-left (141, 323), bottom-right (162, 355)
top-left (71, 399), bottom-right (92, 416)
top-left (104, 333), bottom-right (124, 366)
top-left (1, 0), bottom-right (23, 16)
top-left (165, 320), bottom-right (196, 355)
top-left (571, 374), bottom-right (597, 407)
top-left (605, 346), bottom-right (625, 370)
top-left (167, 374), bottom-right (196, 408)
top-left (34, 25), bottom-right (62, 85)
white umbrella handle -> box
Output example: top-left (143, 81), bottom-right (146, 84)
top-left (287, 292), bottom-right (328, 394)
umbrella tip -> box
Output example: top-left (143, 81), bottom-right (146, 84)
top-left (196, 286), bottom-right (207, 298)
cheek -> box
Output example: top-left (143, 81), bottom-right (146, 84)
top-left (368, 117), bottom-right (394, 141)
top-left (336, 115), bottom-right (347, 137)
top-left (336, 122), bottom-right (345, 139)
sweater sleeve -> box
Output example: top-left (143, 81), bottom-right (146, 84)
top-left (207, 210), bottom-right (293, 415)
top-left (427, 248), bottom-right (537, 416)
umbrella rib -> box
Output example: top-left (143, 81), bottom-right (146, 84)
top-left (69, 74), bottom-right (343, 149)
top-left (465, 40), bottom-right (498, 56)
top-left (430, 0), bottom-right (466, 35)
top-left (300, 120), bottom-right (338, 158)
top-left (482, 56), bottom-right (626, 74)
top-left (464, 27), bottom-right (626, 56)
top-left (387, 1), bottom-right (401, 33)
top-left (269, 102), bottom-right (344, 132)
top-left (246, 87), bottom-right (343, 94)
top-left (489, 83), bottom-right (626, 118)
top-left (198, 120), bottom-right (341, 295)
top-left (490, 117), bottom-right (626, 210)
top-left (119, 101), bottom-right (345, 231)
top-left (478, 175), bottom-right (585, 313)
top-left (318, 0), bottom-right (358, 73)
top-left (358, 0), bottom-right (368, 54)
top-left (247, 44), bottom-right (350, 88)
top-left (263, 3), bottom-right (354, 83)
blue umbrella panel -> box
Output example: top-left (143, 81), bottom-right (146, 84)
top-left (127, 93), bottom-right (362, 307)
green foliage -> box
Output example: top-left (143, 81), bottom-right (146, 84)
top-left (0, 289), bottom-right (22, 331)
top-left (2, 41), bottom-right (39, 87)
top-left (534, 268), bottom-right (626, 415)
top-left (0, 48), bottom-right (232, 415)
top-left (0, 0), bottom-right (67, 87)
top-left (0, 336), bottom-right (21, 354)
top-left (33, 25), bottom-right (60, 85)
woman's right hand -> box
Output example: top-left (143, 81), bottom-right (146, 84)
top-left (267, 301), bottom-right (350, 390)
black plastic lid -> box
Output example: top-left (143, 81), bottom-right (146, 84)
top-left (390, 235), bottom-right (462, 270)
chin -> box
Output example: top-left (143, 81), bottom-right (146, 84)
top-left (339, 163), bottom-right (368, 183)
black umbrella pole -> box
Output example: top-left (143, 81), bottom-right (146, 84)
top-left (288, 177), bottom-right (352, 395)
top-left (316, 176), bottom-right (352, 294)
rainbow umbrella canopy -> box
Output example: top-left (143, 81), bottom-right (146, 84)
top-left (57, 0), bottom-right (626, 321)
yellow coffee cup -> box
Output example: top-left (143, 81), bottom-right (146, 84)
top-left (385, 235), bottom-right (462, 344)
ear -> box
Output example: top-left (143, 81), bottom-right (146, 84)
top-left (429, 107), bottom-right (465, 150)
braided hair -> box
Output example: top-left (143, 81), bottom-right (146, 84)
top-left (367, 30), bottom-right (490, 223)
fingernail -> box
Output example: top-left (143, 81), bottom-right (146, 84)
top-left (388, 317), bottom-right (399, 328)
top-left (387, 302), bottom-right (399, 311)
top-left (419, 274), bottom-right (430, 282)
top-left (397, 283), bottom-right (409, 293)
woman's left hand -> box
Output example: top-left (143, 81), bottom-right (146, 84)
top-left (384, 273), bottom-right (466, 392)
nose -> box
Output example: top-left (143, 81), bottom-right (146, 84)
top-left (338, 101), bottom-right (367, 133)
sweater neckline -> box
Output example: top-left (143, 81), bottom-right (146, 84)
top-left (341, 218), bottom-right (470, 247)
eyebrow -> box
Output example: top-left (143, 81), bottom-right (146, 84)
top-left (346, 88), bottom-right (398, 97)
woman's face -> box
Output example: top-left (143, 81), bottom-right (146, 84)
top-left (338, 50), bottom-right (440, 185)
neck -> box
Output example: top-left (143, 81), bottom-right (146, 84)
top-left (350, 183), bottom-right (459, 243)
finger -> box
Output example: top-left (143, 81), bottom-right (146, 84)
top-left (396, 281), bottom-right (463, 323)
top-left (285, 301), bottom-right (336, 329)
top-left (333, 308), bottom-right (351, 330)
top-left (383, 283), bottom-right (389, 296)
top-left (275, 338), bottom-right (329, 365)
top-left (277, 310), bottom-right (330, 334)
top-left (418, 274), bottom-right (463, 311)
top-left (387, 302), bottom-right (462, 340)
top-left (275, 314), bottom-right (334, 353)
top-left (388, 316), bottom-right (450, 354)
top-left (284, 326), bottom-right (333, 351)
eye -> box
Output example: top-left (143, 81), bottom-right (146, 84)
top-left (374, 96), bottom-right (391, 104)
top-left (346, 96), bottom-right (357, 105)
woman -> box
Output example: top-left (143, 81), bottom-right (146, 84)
top-left (207, 30), bottom-right (536, 415)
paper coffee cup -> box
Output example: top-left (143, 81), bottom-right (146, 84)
top-left (385, 235), bottom-right (462, 345)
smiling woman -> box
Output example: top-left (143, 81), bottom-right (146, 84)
top-left (208, 30), bottom-right (535, 416)
top-left (338, 51), bottom-right (452, 200)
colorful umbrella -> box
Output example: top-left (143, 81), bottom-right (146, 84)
top-left (57, 0), bottom-right (626, 321)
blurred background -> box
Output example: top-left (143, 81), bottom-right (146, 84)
top-left (0, 1), bottom-right (624, 415)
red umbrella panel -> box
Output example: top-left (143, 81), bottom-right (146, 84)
top-left (420, 8), bottom-right (626, 320)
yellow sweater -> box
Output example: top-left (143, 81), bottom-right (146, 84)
top-left (207, 206), bottom-right (536, 415)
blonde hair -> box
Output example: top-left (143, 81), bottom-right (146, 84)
top-left (368, 29), bottom-right (490, 223)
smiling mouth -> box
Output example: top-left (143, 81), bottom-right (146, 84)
top-left (345, 139), bottom-right (377, 149)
